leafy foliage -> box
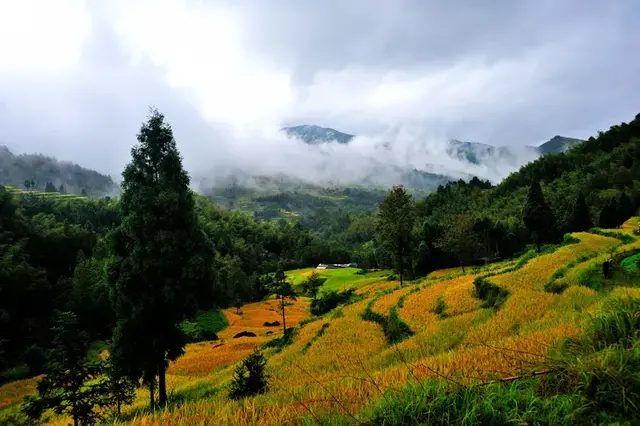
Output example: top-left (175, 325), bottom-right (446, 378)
top-left (22, 312), bottom-right (110, 426)
top-left (435, 213), bottom-right (481, 272)
top-left (473, 277), bottom-right (510, 310)
top-left (375, 186), bottom-right (416, 286)
top-left (228, 349), bottom-right (269, 400)
top-left (107, 109), bottom-right (215, 407)
top-left (310, 289), bottom-right (355, 316)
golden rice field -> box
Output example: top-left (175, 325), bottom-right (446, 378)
top-left (2, 219), bottom-right (639, 425)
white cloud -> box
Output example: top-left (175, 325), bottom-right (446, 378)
top-left (0, 0), bottom-right (638, 188)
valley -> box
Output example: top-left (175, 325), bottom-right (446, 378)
top-left (2, 219), bottom-right (638, 424)
top-left (0, 111), bottom-right (639, 425)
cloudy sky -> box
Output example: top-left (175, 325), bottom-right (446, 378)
top-left (0, 0), bottom-right (639, 181)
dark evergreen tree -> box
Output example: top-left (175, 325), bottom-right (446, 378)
top-left (565, 192), bottom-right (593, 232)
top-left (45, 181), bottom-right (56, 193)
top-left (375, 186), bottom-right (416, 286)
top-left (22, 312), bottom-right (109, 426)
top-left (523, 180), bottom-right (556, 252)
top-left (81, 188), bottom-right (88, 197)
top-left (228, 348), bottom-right (269, 400)
top-left (107, 108), bottom-right (214, 408)
top-left (24, 179), bottom-right (31, 190)
top-left (618, 192), bottom-right (634, 226)
top-left (59, 184), bottom-right (66, 194)
top-left (104, 359), bottom-right (136, 417)
top-left (599, 198), bottom-right (619, 229)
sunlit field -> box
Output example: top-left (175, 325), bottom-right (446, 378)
top-left (287, 267), bottom-right (390, 293)
top-left (2, 218), bottom-right (639, 425)
top-left (4, 185), bottom-right (87, 201)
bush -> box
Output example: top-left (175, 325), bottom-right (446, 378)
top-left (310, 289), bottom-right (355, 316)
top-left (473, 277), bottom-right (509, 310)
top-left (299, 271), bottom-right (327, 297)
top-left (361, 302), bottom-right (413, 344)
top-left (433, 296), bottom-right (448, 319)
top-left (356, 268), bottom-right (369, 275)
top-left (229, 348), bottom-right (269, 400)
top-left (179, 309), bottom-right (226, 343)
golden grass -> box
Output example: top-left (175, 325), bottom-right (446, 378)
top-left (5, 226), bottom-right (640, 425)
top-left (0, 376), bottom-right (40, 410)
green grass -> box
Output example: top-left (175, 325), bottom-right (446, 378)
top-left (287, 268), bottom-right (390, 293)
top-left (4, 185), bottom-right (87, 202)
top-left (180, 309), bottom-right (228, 343)
top-left (620, 252), bottom-right (640, 272)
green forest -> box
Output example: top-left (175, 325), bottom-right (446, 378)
top-left (1, 110), bottom-right (639, 424)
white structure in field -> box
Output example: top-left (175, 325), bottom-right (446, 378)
top-left (316, 262), bottom-right (358, 269)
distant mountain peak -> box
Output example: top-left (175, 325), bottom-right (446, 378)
top-left (537, 135), bottom-right (585, 154)
top-left (282, 124), bottom-right (354, 144)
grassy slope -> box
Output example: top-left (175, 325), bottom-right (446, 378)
top-left (3, 185), bottom-right (87, 201)
top-left (2, 218), bottom-right (640, 425)
top-left (287, 267), bottom-right (391, 293)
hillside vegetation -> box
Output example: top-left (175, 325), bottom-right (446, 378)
top-left (2, 219), bottom-right (639, 425)
top-left (0, 146), bottom-right (117, 197)
top-left (1, 111), bottom-right (640, 425)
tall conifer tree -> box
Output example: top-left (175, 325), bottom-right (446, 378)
top-left (375, 186), bottom-right (415, 286)
top-left (107, 108), bottom-right (214, 407)
top-left (523, 179), bottom-right (556, 252)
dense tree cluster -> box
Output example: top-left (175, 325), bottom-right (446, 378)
top-left (1, 110), bottom-right (639, 420)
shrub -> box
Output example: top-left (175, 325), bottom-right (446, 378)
top-left (261, 328), bottom-right (297, 353)
top-left (473, 277), bottom-right (509, 310)
top-left (229, 348), bottom-right (269, 400)
top-left (361, 301), bottom-right (413, 344)
top-left (433, 296), bottom-right (448, 319)
top-left (299, 271), bottom-right (327, 297)
top-left (310, 289), bottom-right (355, 316)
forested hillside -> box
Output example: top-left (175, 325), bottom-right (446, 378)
top-left (0, 146), bottom-right (117, 197)
top-left (1, 111), bottom-right (639, 425)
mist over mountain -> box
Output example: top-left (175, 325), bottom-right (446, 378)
top-left (0, 145), bottom-right (117, 196)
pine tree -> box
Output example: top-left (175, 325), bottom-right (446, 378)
top-left (375, 186), bottom-right (416, 286)
top-left (270, 269), bottom-right (297, 337)
top-left (565, 192), bottom-right (593, 232)
top-left (523, 180), bottom-right (556, 252)
top-left (107, 108), bottom-right (214, 408)
top-left (22, 312), bottom-right (109, 426)
top-left (59, 184), bottom-right (66, 194)
top-left (81, 188), bottom-right (88, 197)
top-left (45, 181), bottom-right (56, 193)
top-left (599, 198), bottom-right (619, 229)
top-left (617, 192), bottom-right (634, 226)
top-left (228, 348), bottom-right (269, 400)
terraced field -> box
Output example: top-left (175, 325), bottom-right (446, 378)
top-left (3, 185), bottom-right (87, 201)
top-left (287, 267), bottom-right (391, 293)
top-left (2, 219), bottom-right (640, 425)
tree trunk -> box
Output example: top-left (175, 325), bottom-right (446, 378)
top-left (158, 361), bottom-right (167, 406)
top-left (399, 257), bottom-right (404, 287)
top-left (149, 381), bottom-right (155, 408)
top-left (117, 399), bottom-right (121, 416)
top-left (73, 416), bottom-right (78, 426)
top-left (460, 257), bottom-right (465, 274)
top-left (281, 294), bottom-right (287, 337)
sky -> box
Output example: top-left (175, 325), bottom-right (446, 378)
top-left (0, 0), bottom-right (639, 185)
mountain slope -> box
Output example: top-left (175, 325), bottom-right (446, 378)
top-left (0, 146), bottom-right (118, 196)
top-left (282, 124), bottom-right (354, 144)
top-left (537, 135), bottom-right (585, 154)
